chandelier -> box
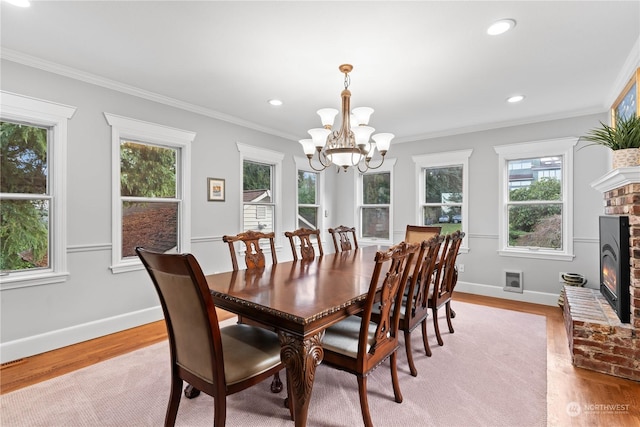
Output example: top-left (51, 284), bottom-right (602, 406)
top-left (299, 64), bottom-right (394, 173)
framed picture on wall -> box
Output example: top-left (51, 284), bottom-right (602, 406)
top-left (611, 67), bottom-right (639, 125)
top-left (207, 178), bottom-right (225, 202)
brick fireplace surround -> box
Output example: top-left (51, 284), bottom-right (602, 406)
top-left (563, 167), bottom-right (640, 382)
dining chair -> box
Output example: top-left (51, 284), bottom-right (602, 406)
top-left (428, 231), bottom-right (465, 346)
top-left (222, 230), bottom-right (282, 392)
top-left (403, 224), bottom-right (442, 299)
top-left (397, 234), bottom-right (444, 375)
top-left (222, 230), bottom-right (277, 271)
top-left (135, 247), bottom-right (286, 427)
top-left (320, 241), bottom-right (420, 427)
top-left (404, 224), bottom-right (441, 244)
top-left (284, 227), bottom-right (323, 261)
top-left (328, 225), bottom-right (358, 252)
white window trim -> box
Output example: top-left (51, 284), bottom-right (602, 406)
top-left (413, 149), bottom-right (472, 253)
top-left (105, 113), bottom-right (195, 274)
top-left (0, 91), bottom-right (76, 290)
top-left (294, 156), bottom-right (326, 244)
top-left (356, 158), bottom-right (397, 245)
top-left (237, 143), bottom-right (284, 247)
top-left (494, 137), bottom-right (576, 261)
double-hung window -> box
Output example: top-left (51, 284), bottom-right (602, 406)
top-left (238, 143), bottom-right (283, 238)
top-left (494, 138), bottom-right (576, 260)
top-left (0, 92), bottom-right (76, 289)
top-left (105, 113), bottom-right (195, 273)
top-left (295, 157), bottom-right (323, 230)
top-left (413, 150), bottom-right (471, 251)
top-left (357, 159), bottom-right (396, 243)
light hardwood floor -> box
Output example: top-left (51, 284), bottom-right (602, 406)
top-left (1, 294), bottom-right (639, 426)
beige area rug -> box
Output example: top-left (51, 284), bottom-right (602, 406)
top-left (0, 302), bottom-right (546, 427)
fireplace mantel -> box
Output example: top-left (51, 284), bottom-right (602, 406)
top-left (590, 166), bottom-right (640, 193)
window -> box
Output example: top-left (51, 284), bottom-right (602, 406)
top-left (413, 150), bottom-right (471, 251)
top-left (494, 138), bottom-right (576, 261)
top-left (357, 159), bottom-right (396, 243)
top-left (105, 113), bottom-right (195, 273)
top-left (0, 92), bottom-right (76, 289)
top-left (238, 143), bottom-right (283, 238)
top-left (295, 157), bottom-right (324, 231)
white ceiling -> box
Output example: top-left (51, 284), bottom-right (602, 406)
top-left (1, 1), bottom-right (639, 143)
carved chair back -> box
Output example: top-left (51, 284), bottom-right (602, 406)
top-left (328, 225), bottom-right (358, 253)
top-left (222, 230), bottom-right (277, 271)
top-left (284, 228), bottom-right (324, 261)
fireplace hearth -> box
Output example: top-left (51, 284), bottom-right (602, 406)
top-left (599, 215), bottom-right (631, 323)
top-left (571, 168), bottom-right (640, 382)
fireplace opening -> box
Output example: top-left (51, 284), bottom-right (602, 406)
top-left (599, 215), bottom-right (630, 323)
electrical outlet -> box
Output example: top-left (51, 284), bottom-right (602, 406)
top-left (458, 263), bottom-right (465, 273)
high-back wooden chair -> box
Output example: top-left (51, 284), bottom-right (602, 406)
top-left (222, 230), bottom-right (277, 271)
top-left (135, 248), bottom-right (285, 427)
top-left (404, 224), bottom-right (441, 244)
top-left (398, 234), bottom-right (444, 375)
top-left (221, 230), bottom-right (282, 392)
top-left (328, 225), bottom-right (358, 253)
top-left (320, 241), bottom-right (420, 427)
top-left (284, 227), bottom-right (324, 261)
top-left (428, 231), bottom-right (465, 346)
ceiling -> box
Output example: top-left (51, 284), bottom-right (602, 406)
top-left (1, 1), bottom-right (639, 144)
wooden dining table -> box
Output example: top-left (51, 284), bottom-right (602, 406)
top-left (206, 245), bottom-right (385, 427)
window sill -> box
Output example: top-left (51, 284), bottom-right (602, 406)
top-left (0, 271), bottom-right (69, 290)
top-left (498, 249), bottom-right (574, 261)
top-left (110, 260), bottom-right (144, 274)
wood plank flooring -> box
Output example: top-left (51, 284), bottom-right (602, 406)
top-left (1, 294), bottom-right (638, 426)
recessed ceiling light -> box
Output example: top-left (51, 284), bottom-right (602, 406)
top-left (507, 95), bottom-right (525, 103)
top-left (268, 99), bottom-right (283, 106)
top-left (488, 19), bottom-right (516, 35)
top-left (4, 0), bottom-right (30, 7)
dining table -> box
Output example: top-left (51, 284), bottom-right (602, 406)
top-left (206, 244), bottom-right (385, 427)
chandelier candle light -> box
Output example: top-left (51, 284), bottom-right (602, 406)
top-left (299, 64), bottom-right (394, 173)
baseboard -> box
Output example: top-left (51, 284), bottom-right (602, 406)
top-left (455, 281), bottom-right (559, 306)
top-left (0, 306), bottom-right (163, 364)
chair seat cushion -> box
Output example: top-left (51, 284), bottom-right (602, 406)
top-left (221, 324), bottom-right (282, 385)
top-left (321, 315), bottom-right (377, 358)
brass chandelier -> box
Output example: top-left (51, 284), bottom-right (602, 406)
top-left (299, 64), bottom-right (394, 173)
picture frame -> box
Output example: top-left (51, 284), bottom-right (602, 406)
top-left (503, 270), bottom-right (523, 293)
top-left (611, 67), bottom-right (639, 125)
top-left (207, 178), bottom-right (225, 202)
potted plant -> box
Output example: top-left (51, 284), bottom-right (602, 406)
top-left (581, 113), bottom-right (640, 168)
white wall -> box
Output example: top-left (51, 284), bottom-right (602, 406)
top-left (0, 58), bottom-right (612, 362)
top-left (390, 114), bottom-right (611, 304)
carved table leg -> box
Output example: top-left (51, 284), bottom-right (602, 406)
top-left (279, 331), bottom-right (324, 427)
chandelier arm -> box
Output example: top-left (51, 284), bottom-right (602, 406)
top-left (357, 162), bottom-right (369, 174)
top-left (362, 155), bottom-right (386, 171)
top-left (318, 150), bottom-right (331, 167)
top-left (307, 156), bottom-right (328, 172)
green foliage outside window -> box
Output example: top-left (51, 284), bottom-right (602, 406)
top-left (0, 121), bottom-right (50, 271)
top-left (121, 141), bottom-right (176, 197)
top-left (298, 171), bottom-right (316, 204)
top-left (508, 178), bottom-right (562, 248)
top-left (243, 161), bottom-right (271, 191)
top-left (363, 173), bottom-right (390, 204)
top-left (298, 171), bottom-right (317, 228)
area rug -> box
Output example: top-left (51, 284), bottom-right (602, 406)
top-left (0, 302), bottom-right (546, 426)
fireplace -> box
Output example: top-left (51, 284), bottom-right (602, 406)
top-left (599, 215), bottom-right (631, 323)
